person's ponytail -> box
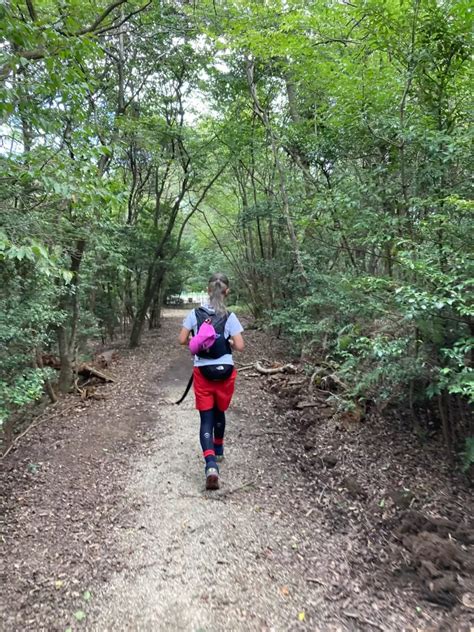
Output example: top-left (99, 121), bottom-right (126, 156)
top-left (208, 273), bottom-right (229, 315)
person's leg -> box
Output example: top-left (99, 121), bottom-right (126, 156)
top-left (199, 409), bottom-right (218, 471)
top-left (213, 370), bottom-right (237, 462)
top-left (200, 408), bottom-right (219, 490)
top-left (194, 368), bottom-right (219, 489)
top-left (213, 407), bottom-right (226, 459)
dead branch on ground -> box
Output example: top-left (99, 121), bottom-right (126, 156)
top-left (1, 402), bottom-right (78, 460)
top-left (255, 362), bottom-right (297, 375)
top-left (77, 364), bottom-right (116, 382)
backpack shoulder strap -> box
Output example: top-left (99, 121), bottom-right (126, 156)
top-left (212, 310), bottom-right (230, 337)
top-left (196, 307), bottom-right (229, 331)
top-left (195, 306), bottom-right (212, 328)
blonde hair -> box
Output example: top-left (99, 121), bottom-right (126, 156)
top-left (208, 272), bottom-right (229, 315)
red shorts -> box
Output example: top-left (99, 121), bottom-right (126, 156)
top-left (193, 367), bottom-right (237, 411)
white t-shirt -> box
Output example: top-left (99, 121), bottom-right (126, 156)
top-left (182, 305), bottom-right (244, 367)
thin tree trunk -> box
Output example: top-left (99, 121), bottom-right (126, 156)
top-left (67, 239), bottom-right (86, 357)
top-left (246, 59), bottom-right (308, 284)
top-left (149, 292), bottom-right (162, 329)
top-left (130, 267), bottom-right (165, 347)
top-left (438, 391), bottom-right (453, 460)
top-left (57, 325), bottom-right (73, 394)
top-left (35, 349), bottom-right (57, 403)
top-left (56, 238), bottom-right (86, 393)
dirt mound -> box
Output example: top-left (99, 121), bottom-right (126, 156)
top-left (397, 510), bottom-right (474, 607)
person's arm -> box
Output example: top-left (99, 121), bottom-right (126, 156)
top-left (230, 333), bottom-right (244, 352)
top-left (227, 313), bottom-right (245, 351)
top-left (227, 313), bottom-right (244, 352)
top-left (178, 327), bottom-right (191, 345)
top-left (179, 309), bottom-right (196, 345)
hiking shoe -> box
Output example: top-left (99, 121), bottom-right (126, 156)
top-left (206, 467), bottom-right (219, 490)
top-left (216, 454), bottom-right (225, 463)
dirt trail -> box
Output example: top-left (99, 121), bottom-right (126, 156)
top-left (1, 311), bottom-right (472, 631)
top-left (90, 313), bottom-right (334, 631)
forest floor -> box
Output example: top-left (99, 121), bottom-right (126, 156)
top-left (1, 310), bottom-right (473, 632)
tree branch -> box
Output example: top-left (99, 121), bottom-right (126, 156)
top-left (94, 1), bottom-right (152, 36)
top-left (1, 1), bottom-right (151, 81)
top-left (174, 162), bottom-right (229, 253)
top-left (75, 0), bottom-right (129, 36)
top-left (25, 0), bottom-right (38, 21)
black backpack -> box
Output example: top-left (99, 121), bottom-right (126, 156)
top-left (195, 306), bottom-right (232, 359)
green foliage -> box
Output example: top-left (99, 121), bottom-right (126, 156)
top-left (1, 0), bottom-right (228, 434)
top-left (434, 339), bottom-right (474, 403)
top-left (0, 253), bottom-right (63, 426)
top-left (1, 0), bottom-right (472, 459)
top-left (183, 0), bottom-right (473, 455)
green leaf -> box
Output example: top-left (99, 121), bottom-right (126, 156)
top-left (73, 610), bottom-right (86, 622)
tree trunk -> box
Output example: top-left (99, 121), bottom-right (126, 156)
top-left (149, 295), bottom-right (161, 329)
top-left (55, 239), bottom-right (86, 393)
top-left (149, 282), bottom-right (165, 330)
top-left (67, 239), bottom-right (86, 357)
top-left (35, 349), bottom-right (57, 403)
top-left (57, 325), bottom-right (73, 393)
top-left (130, 267), bottom-right (165, 348)
top-left (246, 59), bottom-right (308, 284)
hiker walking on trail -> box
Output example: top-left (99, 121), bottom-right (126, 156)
top-left (178, 273), bottom-right (244, 490)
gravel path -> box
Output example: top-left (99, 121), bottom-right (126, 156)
top-left (91, 314), bottom-right (331, 631)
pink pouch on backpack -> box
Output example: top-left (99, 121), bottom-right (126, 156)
top-left (189, 320), bottom-right (217, 355)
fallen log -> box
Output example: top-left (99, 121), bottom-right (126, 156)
top-left (236, 364), bottom-right (258, 372)
top-left (77, 364), bottom-right (116, 382)
top-left (255, 362), bottom-right (297, 375)
top-left (295, 401), bottom-right (321, 410)
top-left (287, 378), bottom-right (307, 386)
top-left (320, 372), bottom-right (348, 391)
